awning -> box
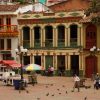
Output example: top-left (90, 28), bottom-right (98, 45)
top-left (9, 63), bottom-right (21, 68)
top-left (0, 60), bottom-right (17, 65)
top-left (0, 60), bottom-right (21, 68)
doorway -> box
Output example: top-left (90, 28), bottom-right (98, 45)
top-left (57, 55), bottom-right (65, 75)
top-left (85, 56), bottom-right (97, 78)
top-left (34, 56), bottom-right (41, 66)
top-left (23, 56), bottom-right (30, 65)
top-left (71, 55), bottom-right (79, 76)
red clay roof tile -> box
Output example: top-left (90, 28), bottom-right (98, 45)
top-left (0, 4), bottom-right (20, 12)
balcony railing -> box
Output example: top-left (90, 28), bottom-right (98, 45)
top-left (70, 38), bottom-right (77, 47)
top-left (0, 25), bottom-right (18, 33)
top-left (58, 39), bottom-right (65, 47)
top-left (45, 39), bottom-right (53, 47)
top-left (23, 40), bottom-right (30, 48)
top-left (34, 39), bottom-right (41, 48)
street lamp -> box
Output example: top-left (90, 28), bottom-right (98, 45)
top-left (90, 46), bottom-right (100, 55)
top-left (15, 45), bottom-right (28, 83)
top-left (90, 46), bottom-right (100, 75)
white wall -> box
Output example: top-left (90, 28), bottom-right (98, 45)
top-left (11, 37), bottom-right (18, 60)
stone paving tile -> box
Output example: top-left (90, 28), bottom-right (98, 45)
top-left (0, 75), bottom-right (100, 100)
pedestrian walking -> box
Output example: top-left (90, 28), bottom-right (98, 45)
top-left (94, 73), bottom-right (100, 90)
top-left (72, 74), bottom-right (80, 92)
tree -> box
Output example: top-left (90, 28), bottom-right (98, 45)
top-left (85, 0), bottom-right (100, 24)
top-left (17, 0), bottom-right (24, 4)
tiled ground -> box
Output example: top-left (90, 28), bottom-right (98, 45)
top-left (0, 75), bottom-right (100, 100)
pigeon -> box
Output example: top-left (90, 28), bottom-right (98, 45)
top-left (26, 90), bottom-right (29, 93)
top-left (37, 98), bottom-right (40, 100)
top-left (57, 89), bottom-right (60, 91)
top-left (66, 91), bottom-right (68, 94)
top-left (46, 93), bottom-right (49, 96)
top-left (19, 90), bottom-right (21, 93)
top-left (51, 94), bottom-right (54, 96)
top-left (84, 96), bottom-right (87, 100)
top-left (71, 90), bottom-right (74, 92)
top-left (46, 86), bottom-right (48, 88)
top-left (59, 93), bottom-right (61, 95)
top-left (51, 84), bottom-right (53, 86)
top-left (62, 85), bottom-right (65, 87)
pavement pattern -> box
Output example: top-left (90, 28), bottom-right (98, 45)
top-left (0, 75), bottom-right (100, 100)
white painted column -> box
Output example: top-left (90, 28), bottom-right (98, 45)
top-left (80, 26), bottom-right (83, 46)
top-left (65, 27), bottom-right (68, 47)
top-left (40, 27), bottom-right (43, 47)
top-left (77, 26), bottom-right (81, 46)
top-left (65, 54), bottom-right (68, 70)
top-left (32, 55), bottom-right (34, 64)
top-left (79, 53), bottom-right (83, 70)
top-left (32, 28), bottom-right (34, 47)
top-left (53, 54), bottom-right (57, 70)
top-left (30, 28), bottom-right (33, 47)
top-left (53, 27), bottom-right (57, 47)
top-left (44, 55), bottom-right (45, 69)
top-left (19, 29), bottom-right (23, 45)
top-left (41, 54), bottom-right (44, 68)
top-left (67, 54), bottom-right (70, 70)
top-left (42, 28), bottom-right (45, 47)
top-left (30, 53), bottom-right (33, 64)
top-left (67, 27), bottom-right (70, 46)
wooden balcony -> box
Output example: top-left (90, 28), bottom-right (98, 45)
top-left (0, 25), bottom-right (19, 37)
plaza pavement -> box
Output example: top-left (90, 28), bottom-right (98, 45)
top-left (0, 75), bottom-right (100, 100)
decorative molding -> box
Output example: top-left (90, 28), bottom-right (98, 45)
top-left (58, 13), bottom-right (65, 17)
top-left (34, 14), bottom-right (40, 18)
top-left (22, 15), bottom-right (30, 18)
top-left (69, 12), bottom-right (79, 17)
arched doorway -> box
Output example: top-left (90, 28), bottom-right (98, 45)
top-left (71, 55), bottom-right (79, 76)
top-left (57, 55), bottom-right (65, 75)
top-left (86, 24), bottom-right (97, 49)
top-left (85, 56), bottom-right (97, 78)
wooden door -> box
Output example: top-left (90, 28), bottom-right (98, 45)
top-left (45, 56), bottom-right (53, 70)
top-left (85, 56), bottom-right (97, 78)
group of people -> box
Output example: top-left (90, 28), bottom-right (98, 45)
top-left (72, 73), bottom-right (100, 92)
top-left (45, 66), bottom-right (54, 76)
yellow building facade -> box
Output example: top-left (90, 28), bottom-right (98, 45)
top-left (17, 2), bottom-right (100, 77)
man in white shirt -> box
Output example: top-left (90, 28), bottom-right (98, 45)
top-left (72, 74), bottom-right (80, 92)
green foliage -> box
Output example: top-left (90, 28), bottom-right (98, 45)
top-left (17, 0), bottom-right (24, 4)
top-left (85, 0), bottom-right (100, 24)
top-left (86, 0), bottom-right (100, 15)
top-left (92, 16), bottom-right (100, 24)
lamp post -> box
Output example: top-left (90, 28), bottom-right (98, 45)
top-left (15, 45), bottom-right (28, 81)
top-left (90, 46), bottom-right (100, 74)
top-left (90, 46), bottom-right (100, 55)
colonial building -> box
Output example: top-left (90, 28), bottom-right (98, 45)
top-left (17, 0), bottom-right (100, 77)
top-left (0, 4), bottom-right (20, 60)
top-left (0, 2), bottom-right (37, 61)
top-left (80, 13), bottom-right (100, 78)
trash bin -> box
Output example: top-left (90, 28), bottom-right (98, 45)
top-left (13, 79), bottom-right (21, 90)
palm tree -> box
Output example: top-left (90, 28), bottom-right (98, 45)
top-left (85, 0), bottom-right (100, 24)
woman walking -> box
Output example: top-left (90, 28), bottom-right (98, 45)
top-left (72, 74), bottom-right (80, 92)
